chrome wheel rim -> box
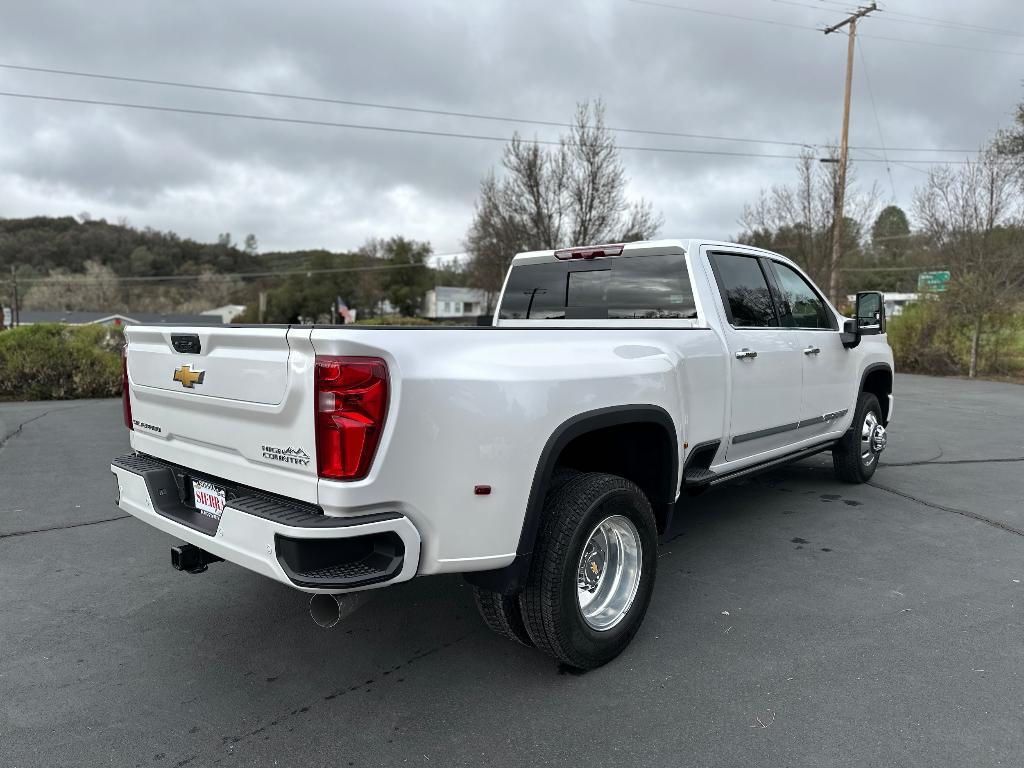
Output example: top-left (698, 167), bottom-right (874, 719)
top-left (576, 514), bottom-right (642, 631)
top-left (860, 411), bottom-right (886, 466)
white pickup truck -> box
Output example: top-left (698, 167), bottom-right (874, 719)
top-left (112, 239), bottom-right (893, 668)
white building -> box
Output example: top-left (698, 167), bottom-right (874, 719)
top-left (423, 286), bottom-right (488, 319)
top-left (846, 292), bottom-right (920, 318)
top-left (201, 304), bottom-right (247, 323)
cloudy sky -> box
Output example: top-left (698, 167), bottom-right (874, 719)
top-left (1, 0), bottom-right (1021, 258)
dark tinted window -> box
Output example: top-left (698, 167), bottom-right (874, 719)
top-left (710, 253), bottom-right (778, 327)
top-left (567, 269), bottom-right (610, 306)
top-left (497, 261), bottom-right (568, 319)
top-left (498, 252), bottom-right (696, 320)
top-left (770, 262), bottom-right (833, 329)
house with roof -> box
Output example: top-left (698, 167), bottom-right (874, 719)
top-left (422, 286), bottom-right (489, 320)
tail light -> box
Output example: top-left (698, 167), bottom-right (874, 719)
top-left (314, 356), bottom-right (389, 480)
top-left (122, 344), bottom-right (133, 431)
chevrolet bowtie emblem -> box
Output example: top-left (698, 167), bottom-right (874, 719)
top-left (172, 364), bottom-right (205, 389)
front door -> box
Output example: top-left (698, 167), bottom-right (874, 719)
top-left (766, 259), bottom-right (859, 440)
top-left (707, 251), bottom-right (804, 462)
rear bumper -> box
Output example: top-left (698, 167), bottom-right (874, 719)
top-left (111, 452), bottom-right (420, 594)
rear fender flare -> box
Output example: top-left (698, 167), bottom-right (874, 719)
top-left (464, 404), bottom-right (678, 594)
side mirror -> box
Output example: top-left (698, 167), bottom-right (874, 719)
top-left (856, 291), bottom-right (886, 335)
top-left (841, 291), bottom-right (886, 349)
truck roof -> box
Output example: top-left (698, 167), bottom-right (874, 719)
top-left (511, 238), bottom-right (796, 267)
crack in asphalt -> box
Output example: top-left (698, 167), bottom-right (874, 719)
top-left (0, 402), bottom-right (128, 539)
top-left (883, 455), bottom-right (1024, 468)
top-left (868, 481), bottom-right (1024, 539)
top-left (190, 629), bottom-right (479, 767)
top-left (0, 514), bottom-right (131, 540)
top-left (0, 407), bottom-right (60, 454)
top-left (0, 402), bottom-right (91, 454)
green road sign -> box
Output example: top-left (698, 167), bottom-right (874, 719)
top-left (918, 270), bottom-right (950, 292)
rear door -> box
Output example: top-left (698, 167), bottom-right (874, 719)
top-left (765, 260), bottom-right (858, 439)
top-left (706, 251), bottom-right (803, 462)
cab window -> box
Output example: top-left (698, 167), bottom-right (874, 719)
top-left (769, 262), bottom-right (834, 330)
top-left (708, 253), bottom-right (779, 328)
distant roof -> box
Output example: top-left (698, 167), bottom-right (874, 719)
top-left (200, 304), bottom-right (247, 316)
top-left (17, 310), bottom-right (222, 326)
top-left (432, 286), bottom-right (487, 301)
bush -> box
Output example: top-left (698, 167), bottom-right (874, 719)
top-left (888, 300), bottom-right (1024, 379)
top-left (354, 316), bottom-right (437, 326)
top-left (887, 301), bottom-right (962, 375)
top-left (0, 323), bottom-right (123, 400)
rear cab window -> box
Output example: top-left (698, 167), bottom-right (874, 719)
top-left (498, 251), bottom-right (698, 322)
top-left (708, 252), bottom-right (779, 328)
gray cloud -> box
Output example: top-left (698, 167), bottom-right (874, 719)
top-left (1, 0), bottom-right (1021, 254)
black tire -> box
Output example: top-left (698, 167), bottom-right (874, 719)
top-left (832, 392), bottom-right (884, 484)
top-left (472, 586), bottom-right (533, 647)
top-left (518, 472), bottom-right (658, 670)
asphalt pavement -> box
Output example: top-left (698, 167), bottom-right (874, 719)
top-left (2, 374), bottom-right (1023, 767)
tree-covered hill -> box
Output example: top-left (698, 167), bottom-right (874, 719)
top-left (0, 215), bottom-right (256, 278)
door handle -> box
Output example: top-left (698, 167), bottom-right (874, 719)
top-left (803, 346), bottom-right (821, 356)
top-left (735, 348), bottom-right (758, 360)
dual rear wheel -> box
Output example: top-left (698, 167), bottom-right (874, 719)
top-left (473, 472), bottom-right (657, 670)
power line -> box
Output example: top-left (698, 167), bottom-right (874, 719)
top-left (858, 146), bottom-right (931, 176)
top-left (0, 90), bottom-right (803, 159)
top-left (631, 0), bottom-right (1024, 56)
top-left (859, 31), bottom-right (1024, 57)
top-left (865, 12), bottom-right (1024, 39)
top-left (1, 261), bottom-right (432, 286)
top-left (765, 0), bottom-right (1024, 38)
top-left (628, 0), bottom-right (821, 31)
top-left (0, 62), bottom-right (982, 154)
top-left (0, 89), bottom-right (997, 165)
top-left (839, 258), bottom-right (1022, 272)
top-left (0, 62), bottom-right (816, 150)
top-left (868, 4), bottom-right (1024, 37)
top-left (855, 36), bottom-right (897, 199)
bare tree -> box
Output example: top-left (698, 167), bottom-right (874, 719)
top-left (738, 149), bottom-right (879, 291)
top-left (465, 100), bottom-right (662, 302)
top-left (913, 149), bottom-right (1024, 378)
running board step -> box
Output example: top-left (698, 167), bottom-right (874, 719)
top-left (683, 467), bottom-right (717, 486)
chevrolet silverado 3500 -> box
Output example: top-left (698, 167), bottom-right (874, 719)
top-left (111, 239), bottom-right (893, 668)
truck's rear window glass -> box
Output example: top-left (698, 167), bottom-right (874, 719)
top-left (709, 253), bottom-right (779, 328)
top-left (567, 269), bottom-right (610, 306)
top-left (499, 252), bottom-right (696, 320)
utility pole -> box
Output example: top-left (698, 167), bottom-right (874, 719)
top-left (824, 2), bottom-right (876, 307)
top-left (10, 265), bottom-right (18, 327)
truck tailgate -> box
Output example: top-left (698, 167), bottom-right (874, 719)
top-left (125, 325), bottom-right (319, 504)
top-left (129, 326), bottom-right (291, 404)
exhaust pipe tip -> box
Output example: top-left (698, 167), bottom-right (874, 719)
top-left (309, 593), bottom-right (345, 628)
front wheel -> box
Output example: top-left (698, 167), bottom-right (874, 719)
top-left (518, 472), bottom-right (658, 669)
top-left (833, 392), bottom-right (887, 483)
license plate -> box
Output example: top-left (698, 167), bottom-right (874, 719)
top-left (192, 479), bottom-right (226, 521)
